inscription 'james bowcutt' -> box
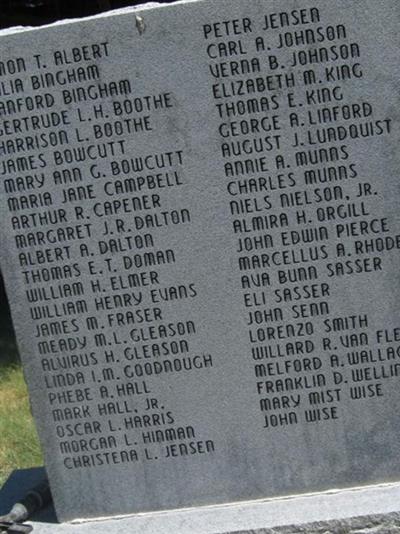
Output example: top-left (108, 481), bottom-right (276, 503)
top-left (0, 0), bottom-right (399, 524)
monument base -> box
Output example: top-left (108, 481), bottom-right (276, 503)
top-left (1, 468), bottom-right (400, 533)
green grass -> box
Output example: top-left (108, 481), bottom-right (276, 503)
top-left (0, 347), bottom-right (43, 486)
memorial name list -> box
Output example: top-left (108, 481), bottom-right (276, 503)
top-left (0, 0), bottom-right (399, 522)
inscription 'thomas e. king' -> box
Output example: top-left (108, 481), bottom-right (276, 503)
top-left (0, 0), bottom-right (399, 523)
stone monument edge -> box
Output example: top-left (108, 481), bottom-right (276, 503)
top-left (0, 0), bottom-right (205, 38)
top-left (27, 480), bottom-right (400, 533)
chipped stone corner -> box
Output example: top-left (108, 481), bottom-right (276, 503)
top-left (135, 15), bottom-right (146, 35)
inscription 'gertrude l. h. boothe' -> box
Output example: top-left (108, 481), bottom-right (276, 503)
top-left (0, 0), bottom-right (399, 523)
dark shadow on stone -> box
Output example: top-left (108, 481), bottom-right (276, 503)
top-left (0, 467), bottom-right (57, 524)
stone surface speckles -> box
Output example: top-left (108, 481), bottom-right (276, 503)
top-left (0, 0), bottom-right (399, 527)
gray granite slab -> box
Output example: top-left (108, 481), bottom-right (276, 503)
top-left (0, 0), bottom-right (399, 524)
top-left (2, 469), bottom-right (400, 534)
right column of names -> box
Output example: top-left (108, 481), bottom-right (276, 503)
top-left (202, 7), bottom-right (399, 430)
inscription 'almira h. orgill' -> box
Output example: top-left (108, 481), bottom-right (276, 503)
top-left (0, 0), bottom-right (399, 523)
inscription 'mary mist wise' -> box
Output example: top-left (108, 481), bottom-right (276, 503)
top-left (0, 0), bottom-right (399, 523)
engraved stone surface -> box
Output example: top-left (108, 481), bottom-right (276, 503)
top-left (0, 0), bottom-right (399, 523)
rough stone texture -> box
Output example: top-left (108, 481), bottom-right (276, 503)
top-left (231, 512), bottom-right (400, 534)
